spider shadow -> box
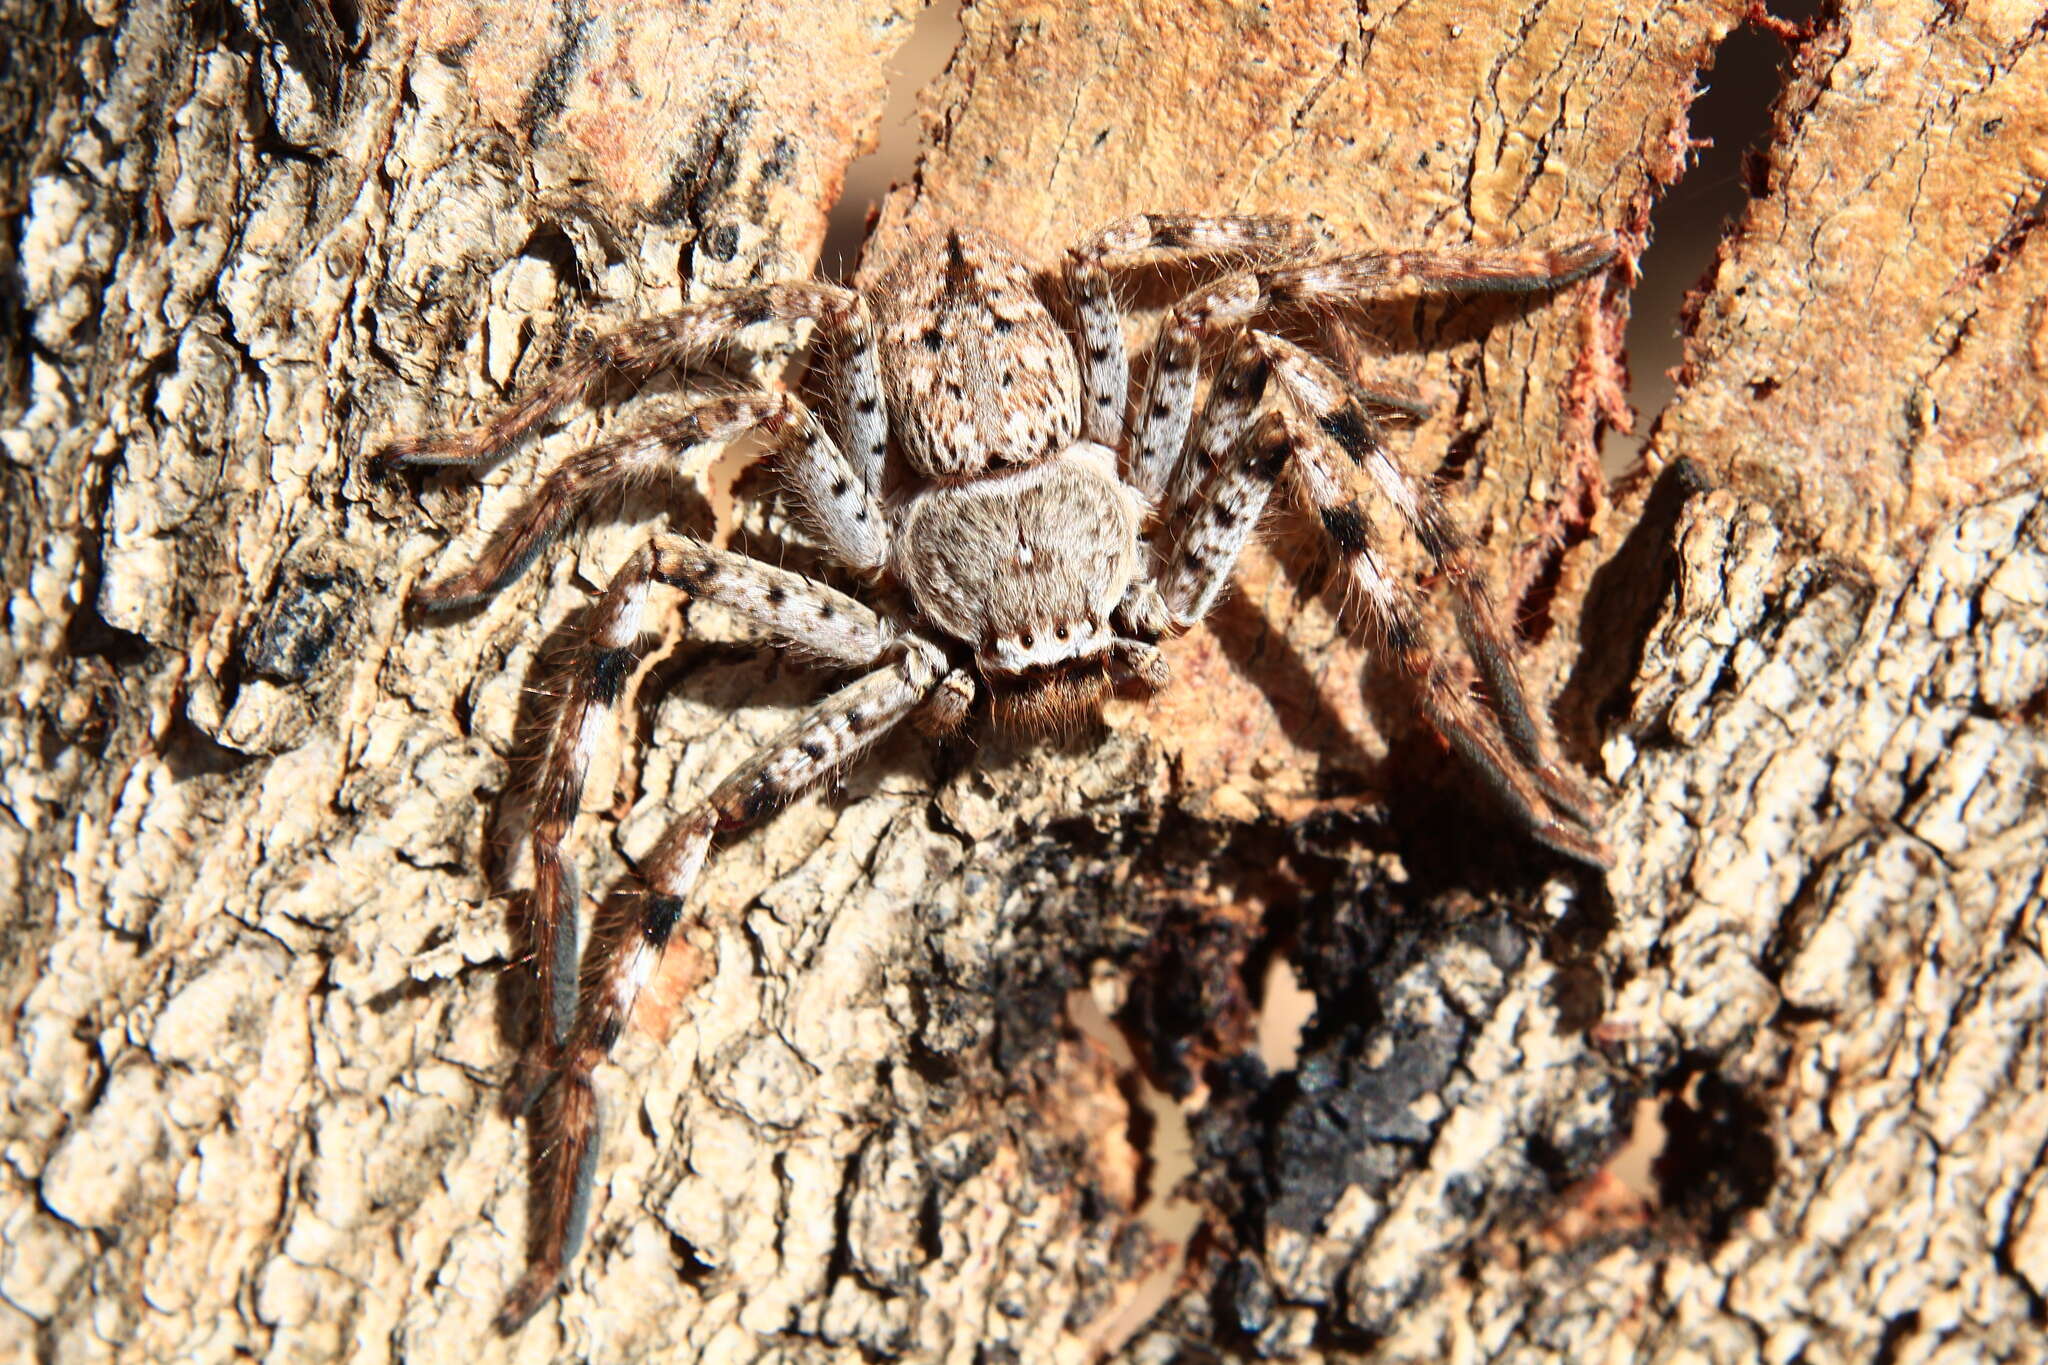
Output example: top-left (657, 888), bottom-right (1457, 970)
top-left (1197, 571), bottom-right (1381, 784)
top-left (1205, 499), bottom-right (1612, 899)
top-left (1557, 457), bottom-right (1713, 746)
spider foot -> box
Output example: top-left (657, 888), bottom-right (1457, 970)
top-left (370, 429), bottom-right (481, 476)
top-left (1437, 720), bottom-right (1613, 869)
top-left (1524, 799), bottom-right (1614, 870)
top-left (1533, 234), bottom-right (1620, 289)
top-left (493, 1258), bottom-right (565, 1336)
top-left (1529, 760), bottom-right (1609, 837)
top-left (495, 1062), bottom-right (598, 1334)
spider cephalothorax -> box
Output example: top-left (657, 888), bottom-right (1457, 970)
top-left (377, 212), bottom-right (1617, 1330)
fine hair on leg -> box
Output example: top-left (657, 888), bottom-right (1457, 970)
top-left (495, 643), bottom-right (947, 1332)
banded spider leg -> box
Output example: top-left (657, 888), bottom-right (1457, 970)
top-left (377, 281), bottom-right (914, 1328)
top-left (498, 530), bottom-right (957, 1330)
top-left (1084, 213), bottom-right (1615, 863)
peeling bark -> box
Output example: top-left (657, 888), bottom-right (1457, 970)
top-left (2, 3), bottom-right (2043, 1364)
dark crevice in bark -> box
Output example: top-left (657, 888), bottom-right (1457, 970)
top-left (1562, 455), bottom-right (1714, 741)
top-left (1651, 1064), bottom-right (1779, 1245)
top-left (1609, 0), bottom-right (1821, 475)
top-left (819, 2), bottom-right (964, 280)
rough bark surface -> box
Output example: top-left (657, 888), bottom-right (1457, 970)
top-left (1, 3), bottom-right (2042, 1365)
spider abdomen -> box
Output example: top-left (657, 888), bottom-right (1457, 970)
top-left (875, 228), bottom-right (1082, 477)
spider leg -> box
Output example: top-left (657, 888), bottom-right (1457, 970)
top-left (1149, 338), bottom-right (1289, 625)
top-left (1277, 405), bottom-right (1612, 867)
top-left (1159, 333), bottom-right (1274, 524)
top-left (775, 394), bottom-right (890, 575)
top-left (408, 393), bottom-right (775, 610)
top-left (1131, 333), bottom-right (1405, 625)
top-left (1093, 218), bottom-right (1612, 499)
top-left (1073, 212), bottom-right (1313, 270)
top-left (515, 531), bottom-right (899, 1099)
top-left (1129, 303), bottom-right (1209, 500)
top-left (1258, 236), bottom-right (1617, 305)
top-left (407, 387), bottom-right (886, 611)
top-left (503, 529), bottom-right (925, 1326)
top-left (1259, 336), bottom-right (1604, 827)
top-left (374, 281), bottom-right (858, 474)
top-left (1133, 334), bottom-right (1609, 866)
top-left (829, 293), bottom-right (889, 499)
top-left (499, 629), bottom-right (949, 1333)
top-left (1155, 407), bottom-right (1292, 627)
top-left (1320, 322), bottom-right (1435, 421)
top-left (1060, 252), bottom-right (1130, 448)
top-left (1065, 214), bottom-right (1309, 481)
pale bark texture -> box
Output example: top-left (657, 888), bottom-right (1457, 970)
top-left (1, 1), bottom-right (2043, 1363)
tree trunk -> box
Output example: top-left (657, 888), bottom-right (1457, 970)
top-left (3, 2), bottom-right (2043, 1362)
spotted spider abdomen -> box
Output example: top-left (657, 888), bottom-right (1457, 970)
top-left (874, 227), bottom-right (1082, 477)
top-left (893, 444), bottom-right (1140, 677)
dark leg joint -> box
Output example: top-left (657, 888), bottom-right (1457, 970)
top-left (589, 647), bottom-right (633, 706)
top-left (1320, 503), bottom-right (1370, 555)
top-left (737, 780), bottom-right (781, 823)
top-left (643, 894), bottom-right (685, 945)
top-left (1316, 403), bottom-right (1378, 463)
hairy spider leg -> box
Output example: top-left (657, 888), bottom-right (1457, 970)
top-left (773, 398), bottom-right (891, 574)
top-left (1104, 220), bottom-right (1614, 857)
top-left (516, 533), bottom-right (896, 1100)
top-left (1150, 340), bottom-right (1289, 626)
top-left (1131, 360), bottom-right (1609, 865)
top-left (375, 281), bottom-right (864, 474)
top-left (499, 531), bottom-right (945, 1332)
top-left (1259, 337), bottom-right (1604, 827)
top-left (1157, 334), bottom-right (1275, 531)
top-left (400, 394), bottom-right (767, 609)
top-left (1274, 404), bottom-right (1612, 866)
top-left (1074, 211), bottom-right (1313, 269)
top-left (1065, 212), bottom-right (1310, 485)
top-left (1256, 236), bottom-right (1617, 304)
top-left (833, 294), bottom-right (890, 500)
top-left (1091, 220), bottom-right (1615, 503)
top-left (402, 390), bottom-right (887, 611)
top-left (503, 654), bottom-right (950, 1333)
top-left (1156, 406), bottom-right (1295, 630)
top-left (1062, 254), bottom-right (1129, 448)
top-left (380, 279), bottom-right (890, 606)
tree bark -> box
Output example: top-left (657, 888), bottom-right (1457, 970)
top-left (2, 2), bottom-right (2042, 1363)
